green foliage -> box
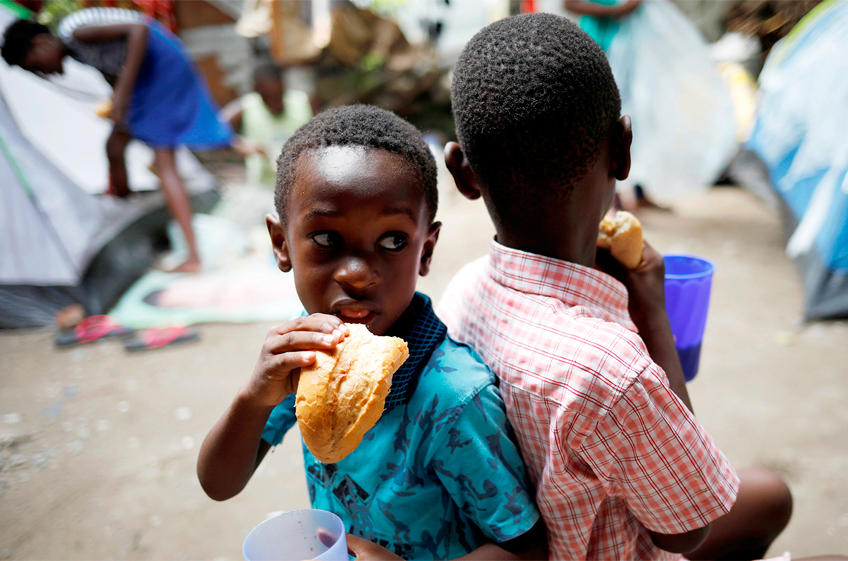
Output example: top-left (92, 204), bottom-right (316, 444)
top-left (355, 0), bottom-right (407, 18)
top-left (37, 0), bottom-right (80, 31)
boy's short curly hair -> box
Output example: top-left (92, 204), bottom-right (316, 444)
top-left (275, 104), bottom-right (438, 224)
top-left (451, 13), bottom-right (621, 205)
top-left (2, 18), bottom-right (49, 68)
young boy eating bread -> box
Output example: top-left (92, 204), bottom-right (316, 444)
top-left (197, 105), bottom-right (545, 560)
top-left (438, 14), bottom-right (793, 560)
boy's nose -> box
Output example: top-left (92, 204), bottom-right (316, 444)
top-left (334, 255), bottom-right (379, 292)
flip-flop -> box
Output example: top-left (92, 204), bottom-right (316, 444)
top-left (123, 326), bottom-right (199, 352)
top-left (55, 315), bottom-right (134, 347)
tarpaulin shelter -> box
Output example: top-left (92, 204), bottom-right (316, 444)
top-left (746, 0), bottom-right (848, 321)
top-left (0, 2), bottom-right (218, 328)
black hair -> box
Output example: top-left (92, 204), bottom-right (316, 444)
top-left (451, 13), bottom-right (621, 206)
top-left (275, 104), bottom-right (438, 224)
top-left (1, 18), bottom-right (50, 68)
top-left (253, 60), bottom-right (283, 83)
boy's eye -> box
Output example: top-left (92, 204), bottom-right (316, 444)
top-left (378, 234), bottom-right (408, 251)
top-left (312, 232), bottom-right (340, 248)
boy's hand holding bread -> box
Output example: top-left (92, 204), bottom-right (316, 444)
top-left (596, 211), bottom-right (692, 411)
top-left (246, 315), bottom-right (350, 408)
top-left (597, 210), bottom-right (644, 270)
top-left (596, 210), bottom-right (666, 325)
top-left (246, 315), bottom-right (408, 464)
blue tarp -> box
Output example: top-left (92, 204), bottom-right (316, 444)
top-left (746, 0), bottom-right (848, 320)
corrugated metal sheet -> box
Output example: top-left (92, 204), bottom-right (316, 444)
top-left (181, 23), bottom-right (252, 93)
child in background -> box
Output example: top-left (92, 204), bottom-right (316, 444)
top-left (439, 13), bottom-right (792, 560)
top-left (2, 9), bottom-right (234, 273)
top-left (222, 61), bottom-right (313, 186)
top-left (197, 105), bottom-right (546, 560)
top-left (565, 0), bottom-right (640, 51)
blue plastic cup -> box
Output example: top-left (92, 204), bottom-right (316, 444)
top-left (243, 509), bottom-right (348, 561)
top-left (663, 255), bottom-right (715, 382)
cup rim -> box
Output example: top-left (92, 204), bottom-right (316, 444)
top-left (243, 508), bottom-right (345, 560)
top-left (663, 254), bottom-right (715, 280)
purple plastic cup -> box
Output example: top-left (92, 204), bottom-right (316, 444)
top-left (663, 255), bottom-right (715, 382)
top-left (243, 509), bottom-right (348, 561)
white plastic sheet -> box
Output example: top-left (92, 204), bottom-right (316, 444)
top-left (606, 0), bottom-right (738, 205)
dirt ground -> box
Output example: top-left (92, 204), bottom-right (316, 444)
top-left (1, 181), bottom-right (847, 560)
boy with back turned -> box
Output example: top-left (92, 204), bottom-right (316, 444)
top-left (438, 14), bottom-right (793, 560)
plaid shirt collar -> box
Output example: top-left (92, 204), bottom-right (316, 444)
top-left (383, 292), bottom-right (447, 411)
top-left (487, 240), bottom-right (638, 332)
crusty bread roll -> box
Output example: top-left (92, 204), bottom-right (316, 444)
top-left (94, 99), bottom-right (113, 120)
top-left (295, 324), bottom-right (409, 464)
top-left (598, 210), bottom-right (644, 269)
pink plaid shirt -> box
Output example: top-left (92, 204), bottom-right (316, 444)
top-left (437, 241), bottom-right (739, 560)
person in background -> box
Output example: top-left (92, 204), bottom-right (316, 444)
top-left (565, 0), bottom-right (641, 51)
top-left (1, 9), bottom-right (234, 273)
top-left (222, 61), bottom-right (313, 186)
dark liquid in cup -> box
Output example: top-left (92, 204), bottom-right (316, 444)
top-left (676, 343), bottom-right (702, 382)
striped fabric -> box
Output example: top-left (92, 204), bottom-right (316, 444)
top-left (58, 8), bottom-right (143, 77)
top-left (437, 240), bottom-right (739, 560)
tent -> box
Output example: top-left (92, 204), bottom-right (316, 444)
top-left (0, 3), bottom-right (219, 328)
top-left (744, 0), bottom-right (848, 321)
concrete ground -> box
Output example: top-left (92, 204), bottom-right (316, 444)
top-left (1, 182), bottom-right (847, 560)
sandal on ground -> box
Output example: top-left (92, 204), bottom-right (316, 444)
top-left (123, 326), bottom-right (200, 352)
top-left (55, 315), bottom-right (134, 347)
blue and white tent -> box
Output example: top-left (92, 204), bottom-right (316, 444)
top-left (0, 3), bottom-right (218, 327)
top-left (746, 0), bottom-right (848, 321)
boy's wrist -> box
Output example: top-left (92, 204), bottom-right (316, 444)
top-left (235, 384), bottom-right (281, 415)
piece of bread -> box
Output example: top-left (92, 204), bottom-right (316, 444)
top-left (598, 210), bottom-right (644, 269)
top-left (94, 99), bottom-right (113, 120)
top-left (295, 324), bottom-right (409, 464)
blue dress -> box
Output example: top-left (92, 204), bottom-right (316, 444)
top-left (59, 8), bottom-right (233, 150)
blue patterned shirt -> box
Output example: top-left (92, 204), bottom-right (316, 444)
top-left (262, 294), bottom-right (540, 559)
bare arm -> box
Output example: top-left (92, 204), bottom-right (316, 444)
top-left (197, 315), bottom-right (348, 501)
top-left (457, 521), bottom-right (548, 560)
top-left (219, 99), bottom-right (268, 156)
top-left (196, 389), bottom-right (275, 501)
top-left (596, 241), bottom-right (693, 412)
top-left (649, 525), bottom-right (710, 554)
top-left (73, 23), bottom-right (148, 124)
top-left (220, 98), bottom-right (244, 133)
top-left (597, 242), bottom-right (710, 552)
top-left (565, 0), bottom-right (641, 18)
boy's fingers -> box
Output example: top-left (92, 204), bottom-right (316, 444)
top-left (264, 329), bottom-right (343, 354)
top-left (344, 533), bottom-right (404, 560)
top-left (273, 314), bottom-right (347, 336)
top-left (265, 351), bottom-right (315, 375)
top-left (638, 240), bottom-right (665, 272)
top-left (595, 247), bottom-right (627, 280)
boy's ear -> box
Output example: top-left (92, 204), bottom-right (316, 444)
top-left (611, 116), bottom-right (633, 181)
top-left (266, 213), bottom-right (292, 272)
top-left (418, 221), bottom-right (441, 277)
top-left (444, 142), bottom-right (482, 201)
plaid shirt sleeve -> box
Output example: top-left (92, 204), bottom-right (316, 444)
top-left (576, 364), bottom-right (739, 535)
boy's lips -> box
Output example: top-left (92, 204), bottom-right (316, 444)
top-left (333, 302), bottom-right (379, 324)
top-left (339, 309), bottom-right (371, 319)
